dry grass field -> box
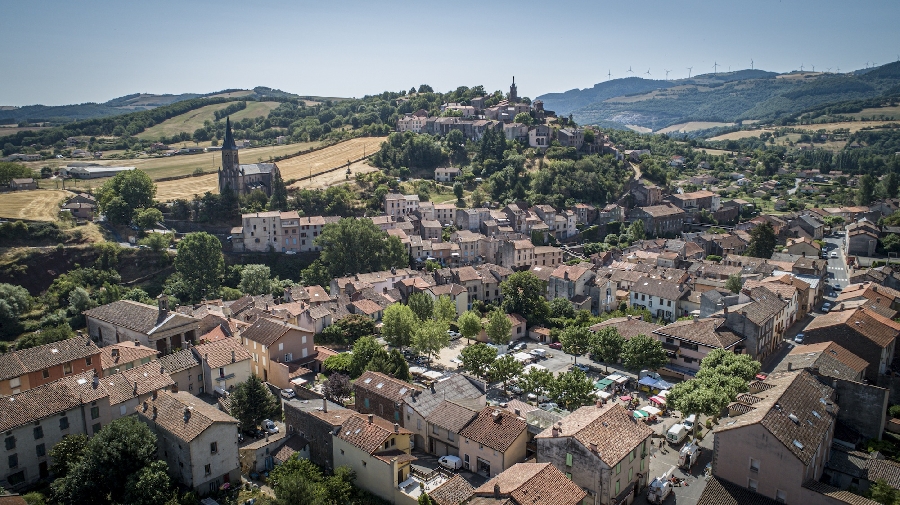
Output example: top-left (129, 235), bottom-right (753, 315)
top-left (657, 121), bottom-right (735, 133)
top-left (708, 121), bottom-right (898, 142)
top-left (0, 189), bottom-right (71, 221)
top-left (136, 101), bottom-right (281, 140)
top-left (155, 137), bottom-right (386, 199)
top-left (843, 105), bottom-right (900, 120)
top-left (0, 126), bottom-right (52, 137)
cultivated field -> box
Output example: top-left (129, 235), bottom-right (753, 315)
top-left (841, 106), bottom-right (900, 120)
top-left (0, 126), bottom-right (51, 137)
top-left (708, 120), bottom-right (899, 142)
top-left (136, 101), bottom-right (281, 140)
top-left (0, 189), bottom-right (70, 221)
top-left (657, 121), bottom-right (735, 133)
top-left (155, 137), bottom-right (386, 200)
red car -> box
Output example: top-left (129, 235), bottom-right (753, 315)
top-left (549, 342), bottom-right (562, 350)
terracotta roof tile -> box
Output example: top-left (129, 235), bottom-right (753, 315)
top-left (654, 318), bottom-right (743, 349)
top-left (473, 463), bottom-right (586, 505)
top-left (121, 360), bottom-right (176, 397)
top-left (99, 342), bottom-right (158, 371)
top-left (136, 390), bottom-right (237, 442)
top-left (590, 317), bottom-right (661, 340)
top-left (0, 371), bottom-right (107, 432)
top-left (805, 306), bottom-right (900, 348)
top-left (194, 337), bottom-right (251, 369)
top-left (425, 400), bottom-right (478, 432)
top-left (429, 474), bottom-right (474, 505)
top-left (338, 412), bottom-right (411, 454)
top-left (697, 476), bottom-right (781, 505)
top-left (156, 349), bottom-right (200, 374)
top-left (355, 370), bottom-right (420, 402)
top-left (83, 300), bottom-right (197, 335)
top-left (459, 407), bottom-right (527, 453)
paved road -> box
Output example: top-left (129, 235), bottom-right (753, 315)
top-left (787, 177), bottom-right (801, 195)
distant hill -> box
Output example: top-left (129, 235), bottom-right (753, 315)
top-left (537, 63), bottom-right (900, 131)
top-left (0, 87), bottom-right (314, 125)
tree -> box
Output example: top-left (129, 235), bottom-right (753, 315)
top-left (96, 169), bottom-right (156, 215)
top-left (103, 196), bottom-right (133, 225)
top-left (621, 334), bottom-right (668, 371)
top-left (323, 353), bottom-right (352, 374)
top-left (560, 325), bottom-right (592, 364)
top-left (268, 171), bottom-right (289, 211)
top-left (48, 433), bottom-right (88, 477)
top-left (520, 366), bottom-right (554, 398)
top-left (239, 264), bottom-right (274, 295)
top-left (407, 292), bottom-right (434, 322)
top-left (460, 342), bottom-right (497, 378)
top-left (485, 309), bottom-right (512, 345)
top-left (334, 314), bottom-right (375, 344)
top-left (858, 174), bottom-right (876, 206)
top-left (123, 460), bottom-right (173, 505)
top-left (501, 271), bottom-right (549, 325)
top-left (590, 326), bottom-right (625, 372)
top-left (0, 282), bottom-right (30, 337)
top-left (725, 274), bottom-right (743, 294)
top-left (133, 207), bottom-right (163, 229)
top-left (67, 286), bottom-right (96, 315)
top-left (230, 374), bottom-right (280, 431)
top-left (0, 161), bottom-right (33, 185)
top-left (419, 492), bottom-right (438, 505)
top-left (868, 479), bottom-right (900, 505)
top-left (323, 373), bottom-right (352, 403)
top-left (883, 234), bottom-right (900, 254)
top-left (696, 348), bottom-right (761, 383)
top-left (458, 310), bottom-right (483, 343)
top-left (549, 297), bottom-right (576, 320)
top-left (381, 303), bottom-right (417, 348)
top-left (433, 295), bottom-right (457, 323)
top-left (349, 336), bottom-right (382, 377)
top-left (51, 417), bottom-right (164, 505)
top-left (174, 232), bottom-right (224, 302)
top-left (666, 378), bottom-right (732, 419)
top-left (139, 232), bottom-right (173, 256)
top-left (490, 354), bottom-right (524, 392)
top-left (551, 368), bottom-right (595, 410)
top-left (269, 455), bottom-right (329, 505)
top-left (513, 112), bottom-right (533, 126)
top-left (628, 219), bottom-right (646, 241)
top-left (367, 348), bottom-right (411, 381)
top-left (746, 221), bottom-right (776, 259)
top-left (412, 319), bottom-right (450, 364)
top-left (453, 182), bottom-right (464, 201)
top-left (315, 218), bottom-right (407, 279)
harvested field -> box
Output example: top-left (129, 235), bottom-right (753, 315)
top-left (155, 174), bottom-right (219, 201)
top-left (657, 121), bottom-right (734, 133)
top-left (136, 101), bottom-right (281, 140)
top-left (0, 126), bottom-right (52, 137)
top-left (708, 121), bottom-right (899, 141)
top-left (0, 189), bottom-right (71, 221)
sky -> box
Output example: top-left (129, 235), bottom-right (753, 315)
top-left (2, 0), bottom-right (899, 106)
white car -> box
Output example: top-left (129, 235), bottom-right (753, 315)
top-left (539, 402), bottom-right (559, 411)
top-left (830, 252), bottom-right (838, 258)
top-left (438, 455), bottom-right (462, 470)
top-left (280, 388), bottom-right (296, 399)
top-left (262, 419), bottom-right (279, 434)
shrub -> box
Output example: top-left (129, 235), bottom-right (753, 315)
top-left (889, 405), bottom-right (900, 419)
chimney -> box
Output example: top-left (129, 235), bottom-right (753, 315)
top-left (284, 286), bottom-right (292, 302)
top-left (157, 294), bottom-right (169, 317)
top-left (627, 315), bottom-right (632, 321)
top-left (92, 374), bottom-right (99, 388)
top-left (160, 366), bottom-right (165, 374)
top-left (152, 390), bottom-right (158, 400)
top-left (152, 406), bottom-right (158, 419)
top-left (323, 399), bottom-right (328, 413)
top-left (368, 414), bottom-right (374, 424)
top-left (112, 348), bottom-right (119, 359)
top-left (693, 314), bottom-right (699, 321)
top-left (589, 442), bottom-right (598, 453)
top-left (494, 483), bottom-right (501, 498)
top-left (183, 407), bottom-right (191, 422)
top-left (134, 339), bottom-right (139, 346)
top-left (231, 350), bottom-right (236, 363)
top-left (552, 426), bottom-right (559, 437)
top-left (787, 362), bottom-right (793, 371)
top-left (394, 423), bottom-right (400, 433)
top-left (133, 382), bottom-right (139, 395)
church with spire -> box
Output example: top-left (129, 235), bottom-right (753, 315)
top-left (218, 117), bottom-right (281, 197)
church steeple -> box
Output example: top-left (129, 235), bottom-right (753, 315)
top-left (509, 76), bottom-right (518, 103)
top-left (223, 116), bottom-right (237, 150)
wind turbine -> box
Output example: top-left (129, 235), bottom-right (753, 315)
top-left (607, 70), bottom-right (612, 81)
top-left (800, 63), bottom-right (804, 72)
top-left (664, 69), bottom-right (671, 80)
top-left (713, 62), bottom-right (719, 74)
top-left (826, 67), bottom-right (832, 73)
top-left (836, 66), bottom-right (840, 73)
top-left (751, 59), bottom-right (754, 70)
top-left (687, 67), bottom-right (693, 78)
top-left (645, 68), bottom-right (652, 77)
top-left (812, 64), bottom-right (816, 72)
top-left (627, 66), bottom-right (634, 74)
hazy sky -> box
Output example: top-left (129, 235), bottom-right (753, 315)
top-left (2, 0), bottom-right (899, 106)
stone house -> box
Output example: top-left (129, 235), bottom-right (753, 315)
top-left (98, 341), bottom-right (158, 377)
top-left (240, 317), bottom-right (315, 389)
top-left (629, 276), bottom-right (689, 322)
top-left (801, 307), bottom-right (900, 378)
top-left (651, 318), bottom-right (744, 378)
top-left (354, 371), bottom-right (421, 427)
top-left (403, 374), bottom-right (486, 452)
top-left (193, 337), bottom-right (252, 395)
top-left (0, 337), bottom-right (101, 395)
top-left (627, 205), bottom-right (685, 237)
top-left (283, 399), bottom-right (348, 471)
top-left (458, 407), bottom-right (528, 477)
top-left (548, 264), bottom-right (595, 303)
top-left (84, 297), bottom-right (200, 355)
top-left (536, 403), bottom-right (653, 505)
top-left (470, 462), bottom-right (587, 505)
top-left (137, 391), bottom-right (240, 496)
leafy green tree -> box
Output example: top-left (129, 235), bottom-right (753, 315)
top-left (868, 479), bottom-right (900, 505)
top-left (381, 303), bottom-right (417, 348)
top-left (139, 232), bottom-right (173, 256)
top-left (323, 353), bottom-right (352, 374)
top-left (0, 161), bottom-right (34, 185)
top-left (458, 310), bottom-right (483, 343)
top-left (490, 354), bottom-right (524, 392)
top-left (103, 196), bottom-right (134, 225)
top-left (513, 112), bottom-right (533, 126)
top-left (883, 234), bottom-right (900, 254)
top-left (501, 271), bottom-right (549, 325)
top-left (590, 326), bottom-right (625, 372)
top-left (453, 182), bottom-right (464, 201)
top-left (51, 417), bottom-right (165, 505)
top-left (433, 295), bottom-right (457, 323)
top-left (97, 169), bottom-right (156, 216)
top-left (239, 264), bottom-right (274, 295)
top-left (549, 297), bottom-right (575, 320)
top-left (419, 492), bottom-right (438, 505)
top-left (746, 222), bottom-right (776, 259)
top-left (696, 348), bottom-right (761, 382)
top-left (349, 336), bottom-right (382, 377)
top-left (67, 286), bottom-right (96, 315)
top-left (268, 171), bottom-right (289, 211)
top-left (520, 367), bottom-right (554, 398)
top-left (230, 374), bottom-right (280, 431)
top-left (858, 174), bottom-right (876, 206)
top-left (269, 455), bottom-right (328, 505)
top-left (560, 325), bottom-right (592, 364)
top-left (315, 218), bottom-right (407, 279)
top-left (335, 314), bottom-right (375, 344)
top-left (460, 342), bottom-right (497, 378)
top-left (621, 334), bottom-right (668, 371)
top-left (485, 309), bottom-right (512, 345)
top-left (407, 292), bottom-right (434, 322)
top-left (551, 368), bottom-right (595, 410)
top-left (0, 282), bottom-right (30, 337)
top-left (48, 433), bottom-right (88, 477)
top-left (666, 378), bottom-right (732, 419)
top-left (123, 460), bottom-right (173, 505)
top-left (725, 274), bottom-right (743, 294)
top-left (628, 219), bottom-right (646, 241)
top-left (412, 319), bottom-right (449, 364)
top-left (133, 207), bottom-right (163, 230)
top-left (174, 232), bottom-right (224, 302)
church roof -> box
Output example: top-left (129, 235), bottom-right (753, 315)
top-left (223, 116), bottom-right (237, 150)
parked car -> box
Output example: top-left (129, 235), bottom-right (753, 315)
top-left (549, 342), bottom-right (563, 350)
top-left (438, 455), bottom-right (462, 471)
top-left (574, 363), bottom-right (590, 372)
top-left (244, 428), bottom-right (264, 439)
top-left (666, 423), bottom-right (688, 444)
top-left (509, 342), bottom-right (526, 352)
top-left (830, 251), bottom-right (838, 258)
top-left (539, 402), bottom-right (559, 411)
top-left (262, 419), bottom-right (279, 434)
top-left (794, 333), bottom-right (805, 344)
top-left (530, 349), bottom-right (547, 359)
top-left (280, 388), bottom-right (296, 399)
top-left (682, 414), bottom-right (697, 431)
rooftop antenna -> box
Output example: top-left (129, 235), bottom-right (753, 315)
top-left (664, 69), bottom-right (671, 80)
top-left (713, 62), bottom-right (719, 74)
top-left (687, 67), bottom-right (693, 78)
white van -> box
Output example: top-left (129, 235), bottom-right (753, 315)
top-left (666, 423), bottom-right (688, 444)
